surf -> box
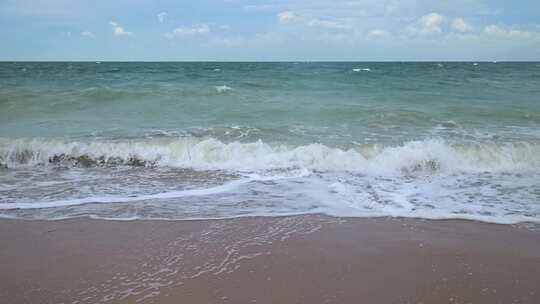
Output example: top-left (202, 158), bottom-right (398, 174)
top-left (1, 137), bottom-right (539, 174)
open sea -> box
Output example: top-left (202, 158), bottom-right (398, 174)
top-left (0, 62), bottom-right (539, 223)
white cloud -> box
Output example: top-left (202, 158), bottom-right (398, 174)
top-left (158, 12), bottom-right (168, 24)
top-left (419, 13), bottom-right (445, 34)
top-left (451, 18), bottom-right (472, 32)
top-left (367, 29), bottom-right (390, 40)
top-left (277, 11), bottom-right (298, 24)
top-left (483, 25), bottom-right (535, 40)
top-left (277, 11), bottom-right (349, 30)
top-left (165, 24), bottom-right (210, 39)
top-left (109, 21), bottom-right (133, 37)
top-left (81, 31), bottom-right (94, 38)
top-left (307, 19), bottom-right (350, 30)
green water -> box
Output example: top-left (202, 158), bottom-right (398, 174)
top-left (1, 62), bottom-right (539, 144)
top-left (0, 62), bottom-right (539, 223)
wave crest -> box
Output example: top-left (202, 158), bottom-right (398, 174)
top-left (1, 137), bottom-right (539, 173)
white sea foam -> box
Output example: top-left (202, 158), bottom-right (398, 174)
top-left (352, 68), bottom-right (370, 72)
top-left (316, 174), bottom-right (540, 225)
top-left (2, 137), bottom-right (540, 224)
top-left (215, 85), bottom-right (233, 93)
top-left (1, 137), bottom-right (539, 173)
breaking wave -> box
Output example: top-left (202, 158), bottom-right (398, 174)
top-left (1, 137), bottom-right (539, 174)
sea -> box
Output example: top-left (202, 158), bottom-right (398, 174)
top-left (0, 62), bottom-right (539, 224)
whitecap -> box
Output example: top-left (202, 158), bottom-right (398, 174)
top-left (1, 137), bottom-right (539, 173)
top-left (215, 85), bottom-right (233, 93)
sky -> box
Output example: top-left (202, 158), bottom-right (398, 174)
top-left (1, 0), bottom-right (540, 61)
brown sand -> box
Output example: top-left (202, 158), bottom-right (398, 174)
top-left (1, 215), bottom-right (539, 304)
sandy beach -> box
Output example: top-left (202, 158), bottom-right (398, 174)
top-left (1, 215), bottom-right (539, 304)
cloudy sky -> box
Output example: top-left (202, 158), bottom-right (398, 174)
top-left (1, 0), bottom-right (539, 61)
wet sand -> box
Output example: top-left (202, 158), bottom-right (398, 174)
top-left (1, 215), bottom-right (540, 304)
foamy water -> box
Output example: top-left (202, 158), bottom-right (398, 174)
top-left (1, 136), bottom-right (539, 224)
top-left (1, 62), bottom-right (539, 224)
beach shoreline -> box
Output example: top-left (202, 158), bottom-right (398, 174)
top-left (1, 215), bottom-right (540, 304)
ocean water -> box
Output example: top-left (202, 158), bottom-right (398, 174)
top-left (1, 62), bottom-right (539, 223)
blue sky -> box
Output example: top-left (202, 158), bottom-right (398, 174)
top-left (1, 0), bottom-right (540, 61)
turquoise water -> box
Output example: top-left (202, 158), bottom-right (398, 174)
top-left (1, 62), bottom-right (539, 223)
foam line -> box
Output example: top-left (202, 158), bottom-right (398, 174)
top-left (0, 178), bottom-right (253, 210)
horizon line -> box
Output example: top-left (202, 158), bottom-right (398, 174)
top-left (1, 60), bottom-right (538, 63)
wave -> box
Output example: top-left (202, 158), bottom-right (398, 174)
top-left (1, 137), bottom-right (539, 174)
top-left (215, 85), bottom-right (233, 93)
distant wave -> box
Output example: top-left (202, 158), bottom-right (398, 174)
top-left (215, 85), bottom-right (233, 93)
top-left (1, 137), bottom-right (539, 173)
